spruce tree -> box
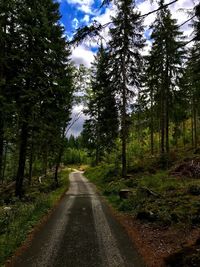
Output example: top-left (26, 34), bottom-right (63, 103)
top-left (108, 0), bottom-right (145, 176)
top-left (147, 0), bottom-right (185, 155)
top-left (14, 0), bottom-right (73, 196)
top-left (0, 0), bottom-right (18, 182)
top-left (83, 45), bottom-right (118, 164)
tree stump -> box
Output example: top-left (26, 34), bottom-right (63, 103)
top-left (119, 189), bottom-right (131, 199)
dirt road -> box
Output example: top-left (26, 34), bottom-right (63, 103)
top-left (11, 171), bottom-right (145, 267)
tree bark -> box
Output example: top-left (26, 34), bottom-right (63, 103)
top-left (121, 55), bottom-right (127, 178)
top-left (191, 115), bottom-right (194, 148)
top-left (193, 103), bottom-right (197, 149)
top-left (150, 89), bottom-right (154, 155)
top-left (28, 141), bottom-right (33, 185)
top-left (15, 122), bottom-right (29, 198)
top-left (165, 96), bottom-right (169, 153)
top-left (183, 121), bottom-right (186, 148)
top-left (160, 87), bottom-right (165, 154)
top-left (43, 146), bottom-right (48, 178)
top-left (54, 127), bottom-right (66, 187)
top-left (2, 141), bottom-right (7, 182)
top-left (0, 117), bottom-right (4, 183)
top-left (95, 147), bottom-right (99, 166)
top-left (165, 55), bottom-right (170, 154)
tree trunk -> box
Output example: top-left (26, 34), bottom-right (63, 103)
top-left (15, 122), bottom-right (28, 198)
top-left (194, 104), bottom-right (197, 149)
top-left (28, 142), bottom-right (33, 185)
top-left (121, 86), bottom-right (127, 177)
top-left (54, 163), bottom-right (59, 187)
top-left (95, 147), bottom-right (99, 166)
top-left (191, 115), bottom-right (194, 148)
top-left (0, 117), bottom-right (4, 183)
top-left (165, 98), bottom-right (169, 153)
top-left (165, 56), bottom-right (170, 154)
top-left (54, 127), bottom-right (66, 187)
top-left (150, 89), bottom-right (154, 155)
top-left (2, 141), bottom-right (8, 183)
top-left (96, 110), bottom-right (100, 166)
top-left (43, 146), bottom-right (48, 178)
top-left (183, 121), bottom-right (186, 148)
top-left (121, 51), bottom-right (127, 178)
top-left (160, 89), bottom-right (165, 154)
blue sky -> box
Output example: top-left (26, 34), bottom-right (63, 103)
top-left (57, 0), bottom-right (105, 40)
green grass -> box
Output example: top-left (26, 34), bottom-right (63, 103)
top-left (85, 164), bottom-right (200, 226)
top-left (0, 168), bottom-right (70, 267)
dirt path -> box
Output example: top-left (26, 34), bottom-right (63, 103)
top-left (10, 171), bottom-right (145, 267)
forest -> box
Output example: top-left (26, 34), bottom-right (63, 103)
top-left (0, 0), bottom-right (200, 266)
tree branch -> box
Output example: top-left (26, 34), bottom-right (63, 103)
top-left (140, 0), bottom-right (179, 18)
top-left (65, 111), bottom-right (82, 135)
top-left (179, 15), bottom-right (196, 28)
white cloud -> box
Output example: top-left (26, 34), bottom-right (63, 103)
top-left (71, 44), bottom-right (95, 67)
top-left (81, 14), bottom-right (90, 23)
top-left (91, 2), bottom-right (117, 46)
top-left (137, 0), bottom-right (198, 51)
top-left (72, 18), bottom-right (79, 29)
top-left (66, 0), bottom-right (95, 14)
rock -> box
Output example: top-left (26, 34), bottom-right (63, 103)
top-left (137, 211), bottom-right (156, 222)
top-left (194, 148), bottom-right (200, 154)
top-left (4, 206), bottom-right (12, 211)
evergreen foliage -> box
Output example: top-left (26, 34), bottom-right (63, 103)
top-left (108, 0), bottom-right (145, 176)
top-left (0, 0), bottom-right (73, 197)
top-left (83, 45), bottom-right (119, 164)
top-left (144, 0), bottom-right (186, 155)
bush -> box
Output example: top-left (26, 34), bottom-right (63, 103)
top-left (0, 168), bottom-right (70, 266)
top-left (85, 164), bottom-right (120, 186)
top-left (103, 180), bottom-right (127, 195)
top-left (188, 184), bottom-right (200, 195)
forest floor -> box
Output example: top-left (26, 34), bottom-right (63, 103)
top-left (0, 168), bottom-right (70, 267)
top-left (84, 152), bottom-right (200, 267)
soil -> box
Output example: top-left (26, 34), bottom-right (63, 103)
top-left (115, 213), bottom-right (200, 267)
top-left (106, 202), bottom-right (200, 267)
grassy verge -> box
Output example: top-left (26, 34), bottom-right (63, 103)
top-left (85, 164), bottom-right (200, 226)
top-left (0, 168), bottom-right (70, 267)
top-left (85, 162), bottom-right (200, 266)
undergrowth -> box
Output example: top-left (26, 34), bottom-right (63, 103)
top-left (85, 164), bottom-right (200, 226)
top-left (0, 168), bottom-right (70, 267)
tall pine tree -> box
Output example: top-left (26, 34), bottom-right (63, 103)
top-left (83, 45), bottom-right (118, 164)
top-left (108, 0), bottom-right (145, 177)
top-left (147, 0), bottom-right (185, 155)
top-left (14, 0), bottom-right (73, 196)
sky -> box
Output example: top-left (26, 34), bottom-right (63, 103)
top-left (56, 0), bottom-right (198, 136)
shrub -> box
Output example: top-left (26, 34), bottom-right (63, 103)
top-left (188, 184), bottom-right (200, 195)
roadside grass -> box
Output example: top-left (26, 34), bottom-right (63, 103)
top-left (66, 164), bottom-right (89, 172)
top-left (85, 164), bottom-right (200, 226)
top-left (0, 168), bottom-right (70, 267)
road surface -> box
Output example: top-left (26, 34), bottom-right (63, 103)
top-left (11, 171), bottom-right (145, 267)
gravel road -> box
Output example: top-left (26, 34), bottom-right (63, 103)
top-left (11, 171), bottom-right (146, 267)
